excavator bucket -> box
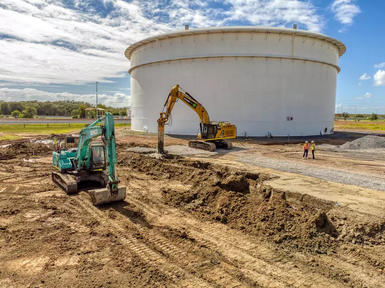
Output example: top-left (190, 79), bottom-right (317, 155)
top-left (89, 186), bottom-right (126, 205)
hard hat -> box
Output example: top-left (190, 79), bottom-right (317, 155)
top-left (311, 140), bottom-right (314, 143)
top-left (305, 141), bottom-right (308, 143)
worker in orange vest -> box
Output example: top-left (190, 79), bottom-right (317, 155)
top-left (311, 140), bottom-right (316, 159)
top-left (303, 141), bottom-right (309, 159)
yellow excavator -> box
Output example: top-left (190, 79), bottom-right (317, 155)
top-left (158, 84), bottom-right (237, 153)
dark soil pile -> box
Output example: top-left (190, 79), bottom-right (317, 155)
top-left (0, 141), bottom-right (52, 160)
top-left (119, 152), bottom-right (339, 253)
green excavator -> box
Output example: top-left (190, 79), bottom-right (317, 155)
top-left (52, 112), bottom-right (126, 205)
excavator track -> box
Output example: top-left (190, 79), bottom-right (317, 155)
top-left (212, 140), bottom-right (233, 150)
top-left (188, 140), bottom-right (216, 152)
top-left (52, 171), bottom-right (78, 194)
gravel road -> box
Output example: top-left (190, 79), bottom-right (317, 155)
top-left (237, 153), bottom-right (385, 192)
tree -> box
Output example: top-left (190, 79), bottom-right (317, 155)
top-left (71, 109), bottom-right (79, 118)
top-left (119, 110), bottom-right (127, 116)
top-left (342, 112), bottom-right (349, 120)
top-left (11, 110), bottom-right (22, 118)
top-left (78, 104), bottom-right (87, 118)
top-left (9, 102), bottom-right (24, 113)
top-left (21, 106), bottom-right (37, 118)
top-left (369, 113), bottom-right (378, 121)
top-left (354, 114), bottom-right (364, 122)
top-left (0, 102), bottom-right (10, 115)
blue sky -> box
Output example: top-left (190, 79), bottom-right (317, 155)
top-left (0, 0), bottom-right (384, 112)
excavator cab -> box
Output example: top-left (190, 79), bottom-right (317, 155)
top-left (90, 143), bottom-right (106, 170)
top-left (200, 123), bottom-right (218, 139)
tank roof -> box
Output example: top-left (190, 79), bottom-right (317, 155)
top-left (125, 26), bottom-right (346, 60)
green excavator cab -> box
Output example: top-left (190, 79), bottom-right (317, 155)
top-left (90, 143), bottom-right (106, 171)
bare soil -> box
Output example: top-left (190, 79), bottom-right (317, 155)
top-left (1, 136), bottom-right (385, 287)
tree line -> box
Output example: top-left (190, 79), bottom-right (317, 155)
top-left (335, 113), bottom-right (384, 121)
top-left (0, 101), bottom-right (128, 118)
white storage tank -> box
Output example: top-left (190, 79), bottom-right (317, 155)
top-left (125, 26), bottom-right (345, 136)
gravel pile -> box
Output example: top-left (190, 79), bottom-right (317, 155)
top-left (339, 135), bottom-right (385, 150)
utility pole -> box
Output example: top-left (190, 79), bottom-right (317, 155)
top-left (96, 81), bottom-right (98, 119)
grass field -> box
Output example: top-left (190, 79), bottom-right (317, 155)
top-left (0, 123), bottom-right (130, 140)
top-left (334, 120), bottom-right (385, 132)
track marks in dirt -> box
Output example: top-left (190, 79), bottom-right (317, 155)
top-left (72, 194), bottom-right (214, 288)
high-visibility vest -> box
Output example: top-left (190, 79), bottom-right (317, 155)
top-left (304, 143), bottom-right (309, 149)
top-left (311, 144), bottom-right (316, 151)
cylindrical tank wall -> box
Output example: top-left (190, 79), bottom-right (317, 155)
top-left (127, 28), bottom-right (344, 136)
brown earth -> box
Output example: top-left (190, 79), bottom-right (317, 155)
top-left (1, 136), bottom-right (385, 287)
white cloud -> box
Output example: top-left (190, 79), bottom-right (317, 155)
top-left (359, 73), bottom-right (371, 81)
top-left (337, 105), bottom-right (385, 114)
top-left (220, 0), bottom-right (323, 32)
top-left (331, 0), bottom-right (360, 25)
top-left (0, 87), bottom-right (130, 107)
top-left (0, 0), bottom-right (324, 88)
top-left (364, 92), bottom-right (372, 98)
top-left (356, 92), bottom-right (372, 100)
top-left (374, 62), bottom-right (385, 69)
top-left (374, 70), bottom-right (385, 87)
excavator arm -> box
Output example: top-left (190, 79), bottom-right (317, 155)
top-left (162, 84), bottom-right (210, 124)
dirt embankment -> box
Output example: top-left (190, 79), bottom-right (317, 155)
top-left (0, 142), bottom-right (53, 160)
top-left (119, 152), bottom-right (385, 255)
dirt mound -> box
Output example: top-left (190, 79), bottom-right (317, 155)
top-left (120, 152), bottom-right (339, 253)
top-left (218, 174), bottom-right (250, 193)
top-left (337, 219), bottom-right (385, 245)
top-left (340, 135), bottom-right (385, 150)
top-left (163, 182), bottom-right (338, 253)
top-left (0, 141), bottom-right (52, 160)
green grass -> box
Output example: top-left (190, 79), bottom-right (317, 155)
top-left (335, 120), bottom-right (385, 131)
top-left (0, 134), bottom-right (22, 141)
top-left (0, 123), bottom-right (130, 140)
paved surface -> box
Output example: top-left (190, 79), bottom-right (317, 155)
top-left (237, 153), bottom-right (385, 192)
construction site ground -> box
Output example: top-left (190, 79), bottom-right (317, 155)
top-left (1, 129), bottom-right (384, 287)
